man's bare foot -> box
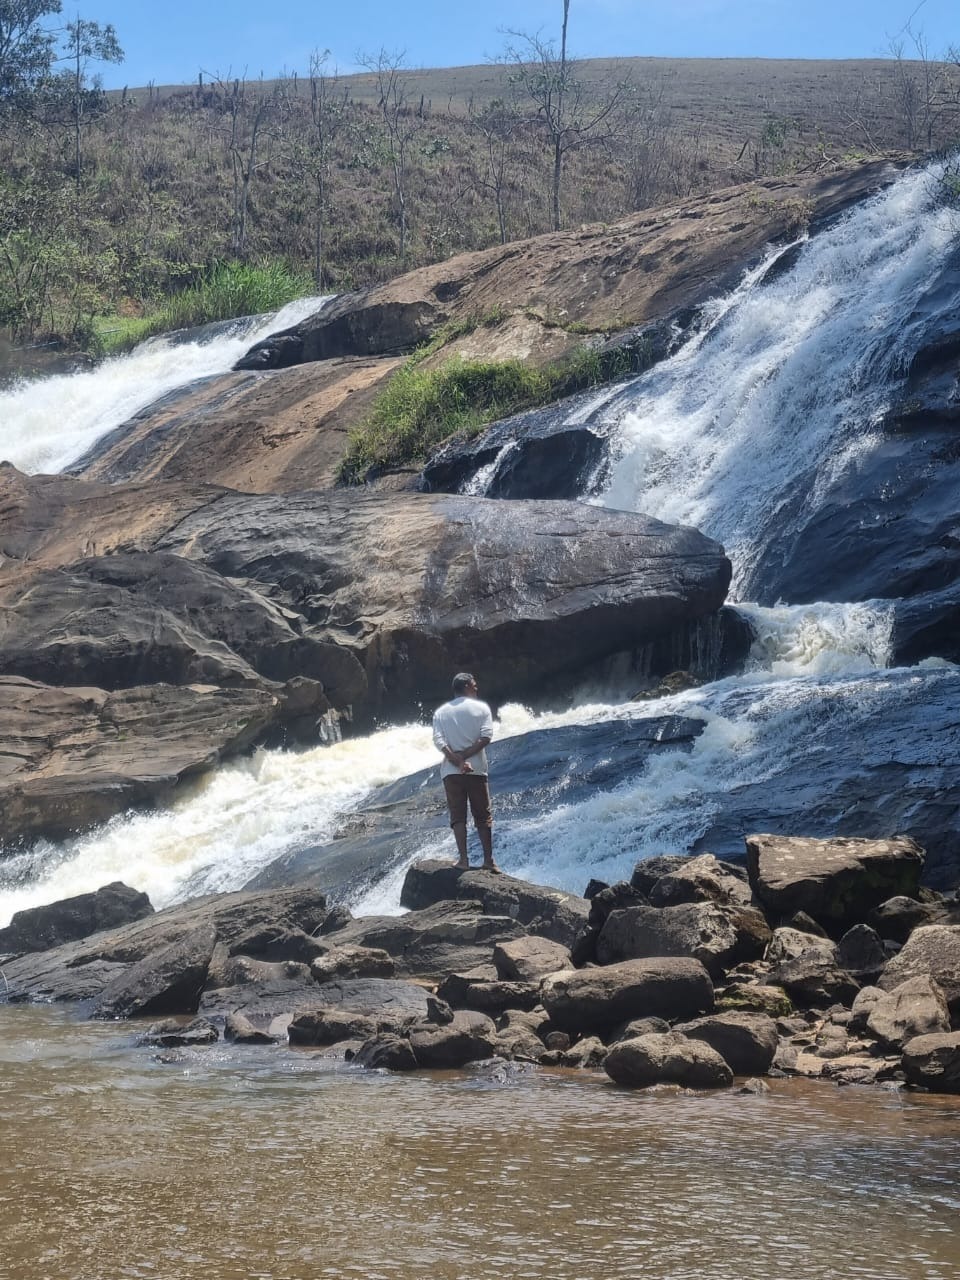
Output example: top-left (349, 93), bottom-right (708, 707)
top-left (482, 861), bottom-right (502, 875)
top-left (454, 859), bottom-right (469, 870)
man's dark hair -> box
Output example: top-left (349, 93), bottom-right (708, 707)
top-left (452, 672), bottom-right (475, 694)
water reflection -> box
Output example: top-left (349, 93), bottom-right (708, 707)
top-left (1, 1007), bottom-right (958, 1280)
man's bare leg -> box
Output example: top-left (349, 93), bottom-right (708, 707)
top-left (478, 826), bottom-right (500, 873)
top-left (452, 821), bottom-right (469, 868)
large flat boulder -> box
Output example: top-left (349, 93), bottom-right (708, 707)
top-left (155, 489), bottom-right (733, 721)
top-left (0, 675), bottom-right (284, 845)
top-left (745, 834), bottom-right (925, 932)
top-left (541, 957), bottom-right (714, 1036)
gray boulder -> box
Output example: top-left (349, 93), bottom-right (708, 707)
top-left (603, 1032), bottom-right (733, 1089)
top-left (139, 1016), bottom-right (219, 1048)
top-left (647, 854), bottom-right (751, 908)
top-left (596, 901), bottom-right (770, 976)
top-left (678, 1011), bottom-right (779, 1076)
top-left (745, 834), bottom-right (924, 931)
top-left (311, 946), bottom-right (395, 982)
top-left (409, 1009), bottom-right (499, 1068)
top-left (224, 1011), bottom-right (279, 1045)
top-left (92, 925), bottom-right (216, 1020)
top-left (865, 976), bottom-right (951, 1049)
top-left (878, 926), bottom-right (960, 1014)
top-left (770, 955), bottom-right (860, 1008)
top-left (351, 1033), bottom-right (418, 1072)
top-left (401, 860), bottom-right (589, 947)
top-left (0, 882), bottom-right (153, 955)
top-left (901, 1032), bottom-right (960, 1094)
top-left (288, 1008), bottom-right (380, 1047)
top-left (837, 924), bottom-right (887, 978)
top-left (868, 896), bottom-right (940, 944)
top-left (493, 936), bottom-right (572, 983)
top-left (541, 957), bottom-right (714, 1036)
top-left (765, 928), bottom-right (838, 967)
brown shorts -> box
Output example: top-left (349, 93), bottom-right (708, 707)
top-left (443, 774), bottom-right (493, 829)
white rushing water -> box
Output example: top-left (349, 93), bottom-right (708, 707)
top-left (0, 295), bottom-right (331, 474)
top-left (597, 161), bottom-right (960, 592)
top-left (1, 161), bottom-right (959, 923)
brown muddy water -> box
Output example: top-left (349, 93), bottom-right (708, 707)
top-left (1, 1007), bottom-right (958, 1280)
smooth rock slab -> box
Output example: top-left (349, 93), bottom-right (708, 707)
top-left (745, 834), bottom-right (925, 931)
top-left (604, 1032), bottom-right (733, 1089)
top-left (541, 957), bottom-right (714, 1037)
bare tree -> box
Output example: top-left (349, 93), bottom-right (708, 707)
top-left (307, 50), bottom-right (347, 289)
top-left (469, 96), bottom-right (521, 244)
top-left (210, 73), bottom-right (277, 258)
top-left (503, 0), bottom-right (628, 231)
top-left (360, 48), bottom-right (418, 265)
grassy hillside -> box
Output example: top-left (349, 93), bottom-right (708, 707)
top-left (2, 55), bottom-right (957, 353)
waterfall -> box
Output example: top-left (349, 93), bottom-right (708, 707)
top-left (597, 162), bottom-right (960, 595)
top-left (1, 161), bottom-right (959, 922)
top-left (0, 296), bottom-right (331, 475)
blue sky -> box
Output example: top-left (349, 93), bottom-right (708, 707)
top-left (66, 1), bottom-right (959, 89)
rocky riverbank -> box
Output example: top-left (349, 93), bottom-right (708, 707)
top-left (2, 835), bottom-right (958, 1095)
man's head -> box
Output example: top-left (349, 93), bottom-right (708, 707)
top-left (452, 672), bottom-right (477, 696)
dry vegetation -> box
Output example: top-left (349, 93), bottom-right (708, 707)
top-left (2, 53), bottom-right (959, 349)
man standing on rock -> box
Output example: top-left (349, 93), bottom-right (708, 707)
top-left (432, 673), bottom-right (500, 872)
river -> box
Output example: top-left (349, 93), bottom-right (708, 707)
top-left (1, 1006), bottom-right (959, 1280)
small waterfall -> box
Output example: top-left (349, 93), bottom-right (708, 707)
top-left (0, 296), bottom-right (331, 475)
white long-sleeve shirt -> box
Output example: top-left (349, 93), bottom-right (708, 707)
top-left (432, 696), bottom-right (494, 779)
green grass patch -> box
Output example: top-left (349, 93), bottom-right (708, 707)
top-left (89, 260), bottom-right (313, 355)
top-left (338, 339), bottom-right (649, 484)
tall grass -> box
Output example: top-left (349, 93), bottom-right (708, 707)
top-left (95, 260), bottom-right (313, 354)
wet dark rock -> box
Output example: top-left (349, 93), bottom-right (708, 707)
top-left (678, 1011), bottom-right (779, 1076)
top-left (352, 1033), bottom-right (418, 1072)
top-left (92, 925), bottom-right (216, 1020)
top-left (238, 295), bottom-right (441, 368)
top-left (837, 924), bottom-right (887, 979)
top-left (408, 1009), bottom-right (499, 1068)
top-left (901, 1032), bottom-right (960, 1093)
top-left (604, 1032), bottom-right (733, 1089)
top-left (426, 995), bottom-right (455, 1025)
top-left (316, 904), bottom-right (354, 935)
top-left (224, 1011), bottom-right (279, 1045)
top-left (541, 957), bottom-right (714, 1037)
top-left (139, 1016), bottom-right (219, 1048)
top-left (0, 882), bottom-right (153, 955)
top-left (746, 834), bottom-right (925, 933)
top-left (783, 911), bottom-right (830, 938)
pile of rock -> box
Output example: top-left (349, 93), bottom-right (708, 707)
top-left (1, 833), bottom-right (958, 1094)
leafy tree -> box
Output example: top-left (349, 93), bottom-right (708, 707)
top-left (0, 0), bottom-right (60, 103)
